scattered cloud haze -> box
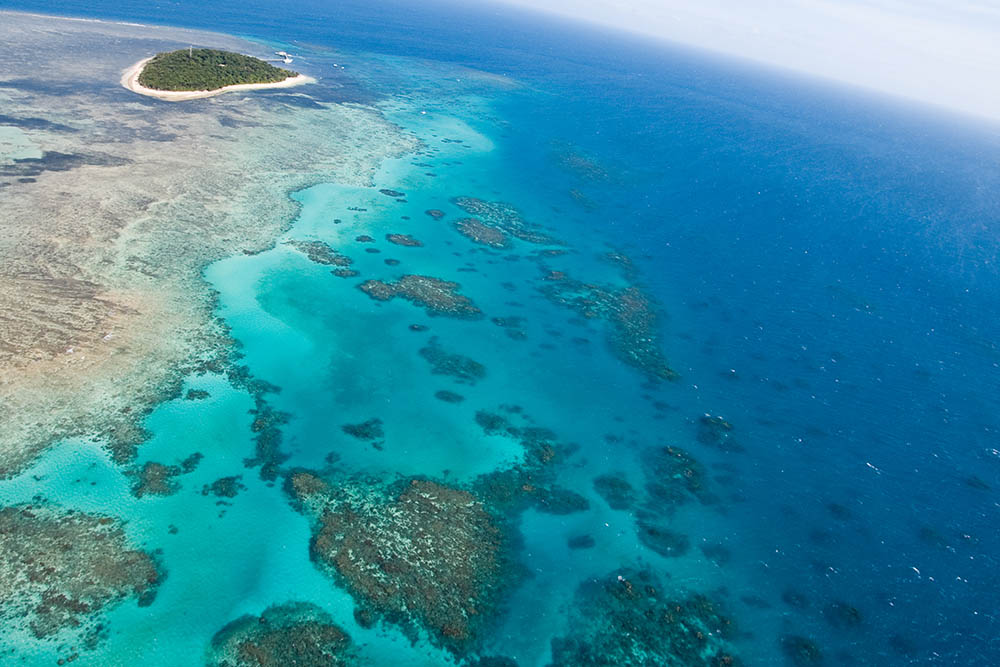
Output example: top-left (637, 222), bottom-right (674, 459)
top-left (498, 0), bottom-right (1000, 122)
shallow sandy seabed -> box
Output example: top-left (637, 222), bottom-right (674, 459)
top-left (0, 11), bottom-right (417, 476)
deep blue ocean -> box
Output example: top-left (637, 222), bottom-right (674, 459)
top-left (4, 0), bottom-right (1000, 664)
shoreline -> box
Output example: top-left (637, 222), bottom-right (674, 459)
top-left (121, 56), bottom-right (315, 101)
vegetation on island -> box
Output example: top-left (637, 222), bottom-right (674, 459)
top-left (137, 48), bottom-right (297, 92)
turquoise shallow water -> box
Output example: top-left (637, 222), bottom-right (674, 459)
top-left (4, 0), bottom-right (1000, 664)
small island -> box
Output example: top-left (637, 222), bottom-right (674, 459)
top-left (122, 48), bottom-right (313, 101)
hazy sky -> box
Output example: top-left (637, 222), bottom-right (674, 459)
top-left (498, 0), bottom-right (1000, 122)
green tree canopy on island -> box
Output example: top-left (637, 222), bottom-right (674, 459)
top-left (138, 48), bottom-right (297, 91)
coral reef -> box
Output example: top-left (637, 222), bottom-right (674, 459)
top-left (286, 473), bottom-right (506, 656)
top-left (385, 233), bottom-right (423, 247)
top-left (631, 444), bottom-right (715, 558)
top-left (550, 141), bottom-right (609, 181)
top-left (697, 416), bottom-right (744, 453)
top-left (471, 412), bottom-right (584, 517)
top-left (549, 568), bottom-right (739, 666)
top-left (180, 452), bottom-right (204, 473)
top-left (239, 380), bottom-right (291, 482)
top-left (822, 601), bottom-right (862, 630)
top-left (0, 506), bottom-right (160, 642)
top-left (593, 473), bottom-right (635, 510)
top-left (642, 445), bottom-right (717, 508)
top-left (420, 338), bottom-right (486, 384)
top-left (202, 476), bottom-right (246, 498)
top-left (780, 635), bottom-right (823, 666)
top-left (358, 275), bottom-right (482, 318)
top-left (284, 240), bottom-right (353, 267)
top-left (209, 602), bottom-right (356, 667)
top-left (452, 197), bottom-right (558, 245)
top-left (129, 451), bottom-right (203, 498)
top-left (635, 515), bottom-right (690, 557)
top-left (129, 461), bottom-right (182, 498)
top-left (425, 209), bottom-right (446, 220)
top-left (453, 218), bottom-right (511, 249)
top-left (341, 418), bottom-right (384, 441)
top-left (434, 390), bottom-right (465, 403)
top-left (700, 543), bottom-right (732, 566)
top-left (539, 268), bottom-right (676, 381)
top-left (492, 316), bottom-right (527, 340)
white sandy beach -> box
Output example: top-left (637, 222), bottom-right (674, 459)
top-left (121, 56), bottom-right (314, 101)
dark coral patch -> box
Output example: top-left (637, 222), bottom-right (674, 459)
top-left (593, 473), bottom-right (635, 510)
top-left (129, 462), bottom-right (182, 498)
top-left (359, 275), bottom-right (482, 318)
top-left (697, 415), bottom-right (744, 453)
top-left (181, 452), bottom-right (204, 473)
top-left (209, 602), bottom-right (356, 667)
top-left (243, 395), bottom-right (290, 482)
top-left (533, 487), bottom-right (589, 515)
top-left (780, 635), bottom-right (823, 666)
top-left (452, 197), bottom-right (557, 245)
top-left (635, 515), bottom-right (690, 558)
top-left (550, 568), bottom-right (739, 666)
top-left (420, 338), bottom-right (486, 384)
top-left (471, 414), bottom-right (583, 518)
top-left (453, 218), bottom-right (511, 249)
top-left (642, 445), bottom-right (716, 508)
top-left (434, 390), bottom-right (465, 403)
top-left (550, 141), bottom-right (609, 181)
top-left (475, 410), bottom-right (515, 436)
top-left (700, 543), bottom-right (733, 566)
top-left (202, 476), bottom-right (246, 499)
top-left (425, 209), bottom-right (446, 220)
top-left (540, 266), bottom-right (676, 381)
top-left (822, 601), bottom-right (863, 630)
top-left (284, 240), bottom-right (353, 267)
top-left (386, 233), bottom-right (423, 247)
top-left (341, 418), bottom-right (384, 441)
top-left (492, 315), bottom-right (527, 340)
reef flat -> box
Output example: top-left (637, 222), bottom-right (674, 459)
top-left (0, 12), bottom-right (416, 477)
